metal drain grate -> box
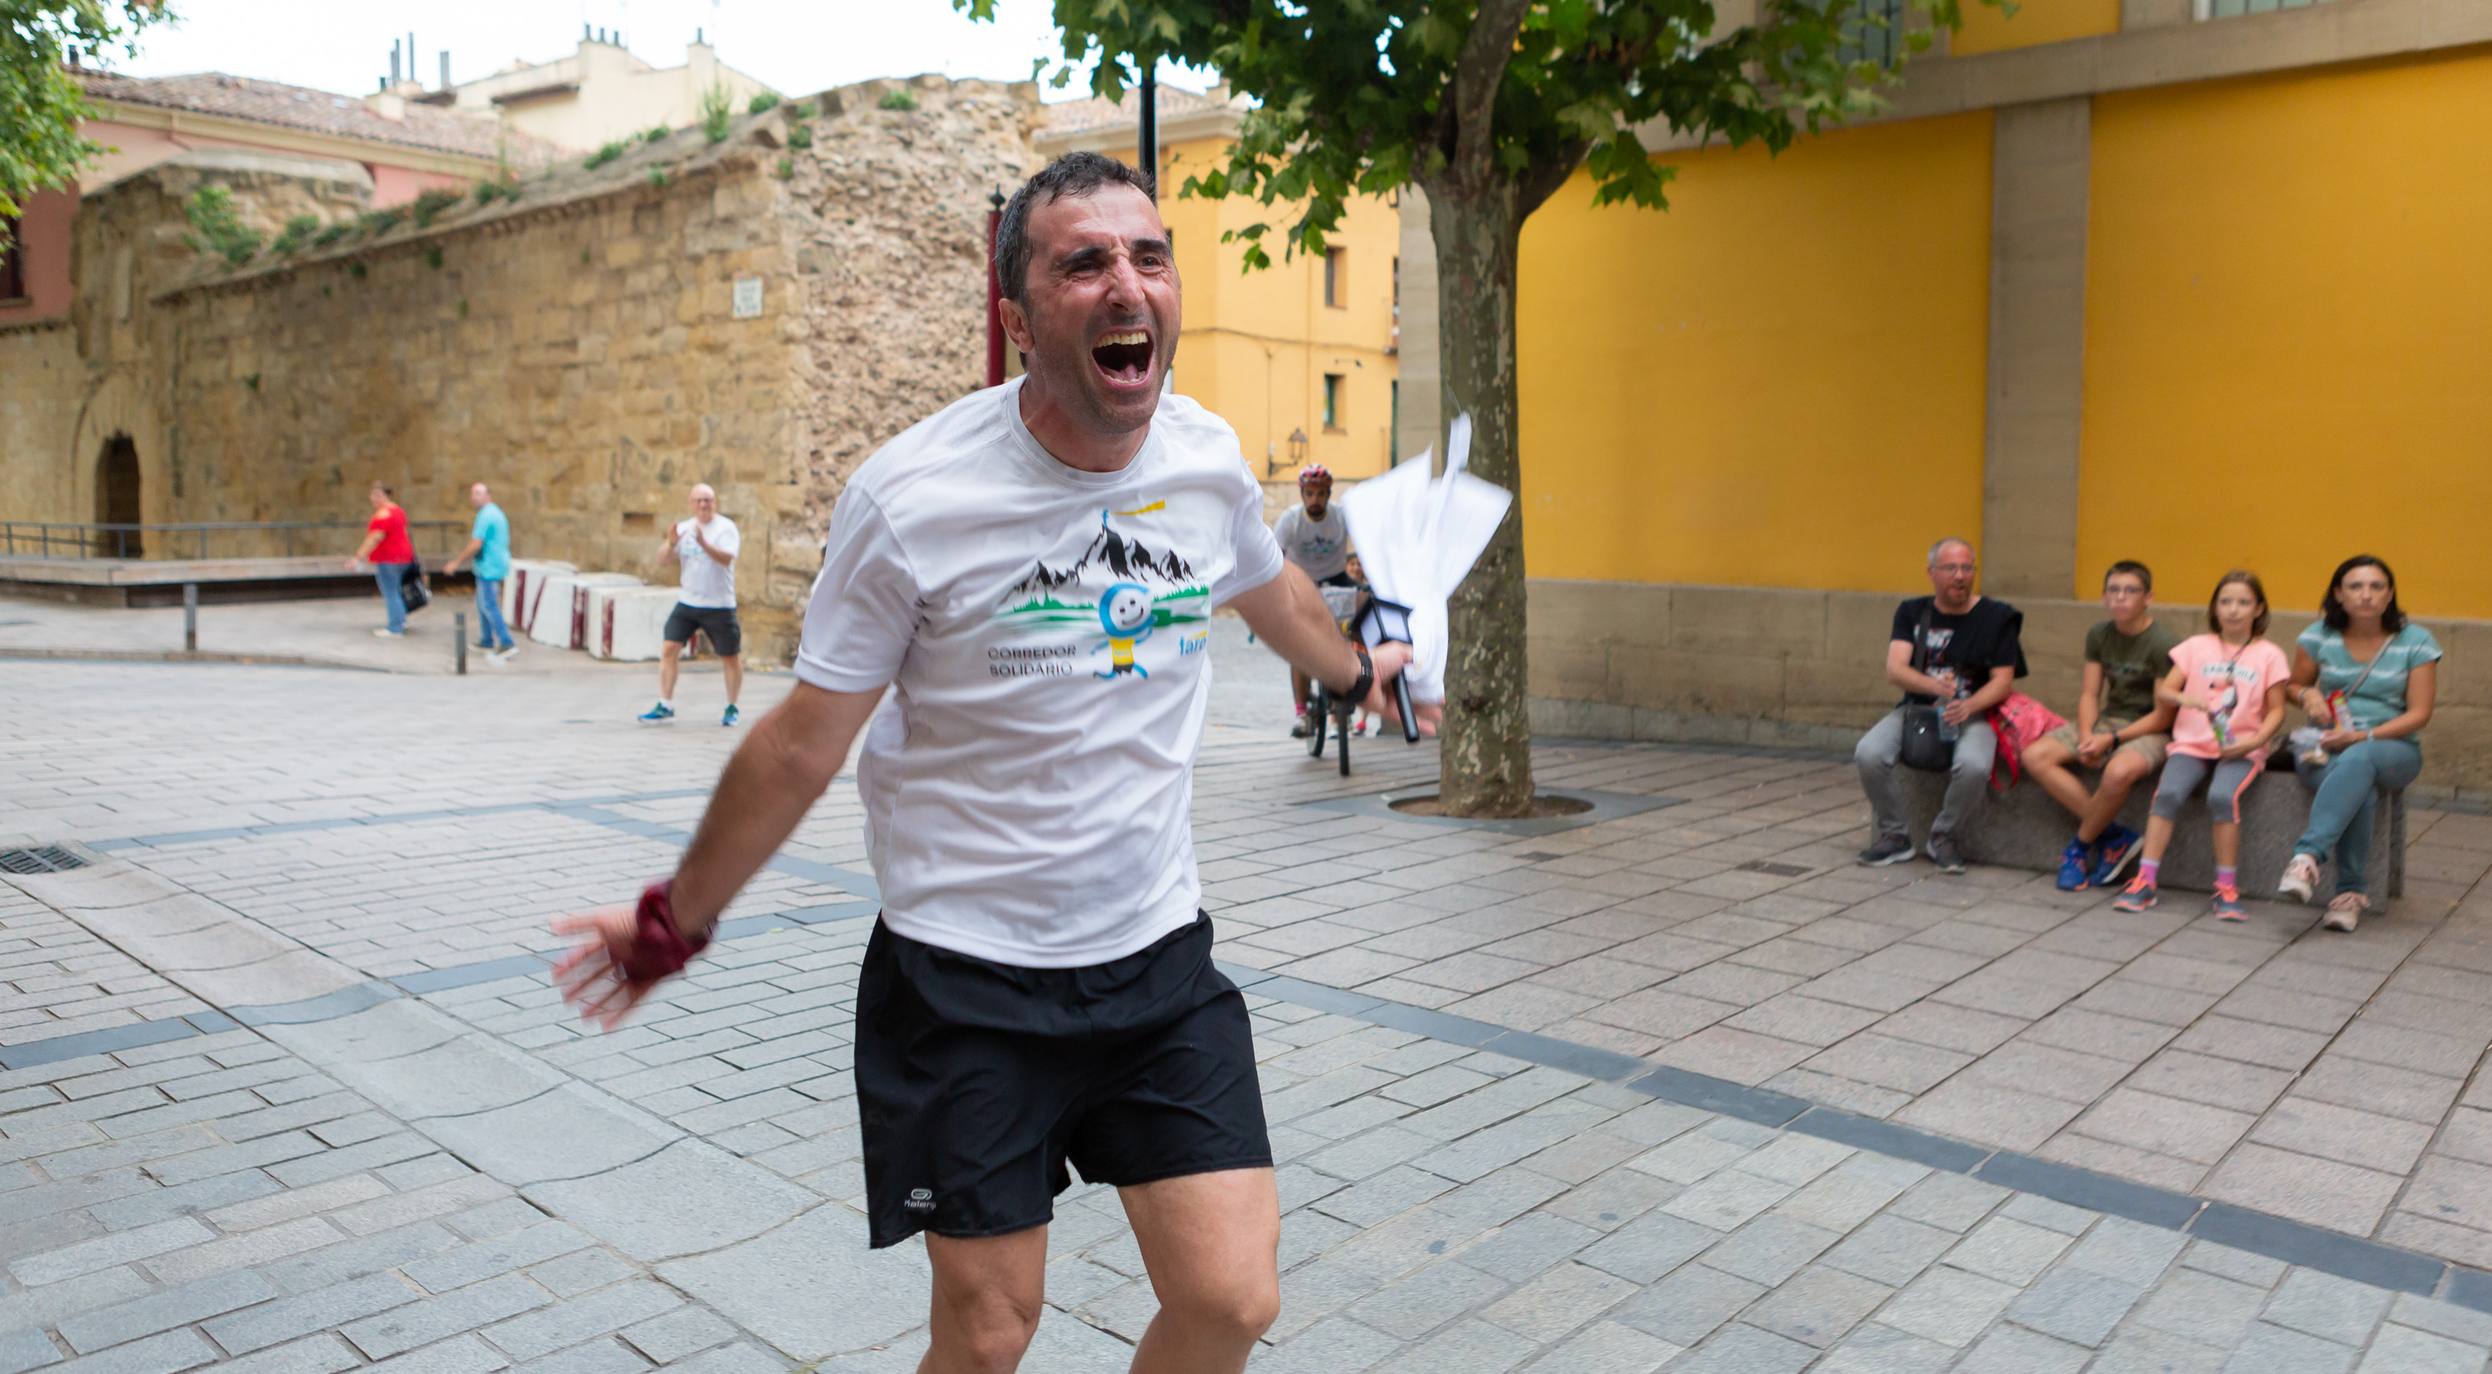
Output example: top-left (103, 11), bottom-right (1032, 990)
top-left (1735, 860), bottom-right (1813, 878)
top-left (0, 846), bottom-right (89, 875)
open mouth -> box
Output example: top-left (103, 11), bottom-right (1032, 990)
top-left (1091, 329), bottom-right (1153, 386)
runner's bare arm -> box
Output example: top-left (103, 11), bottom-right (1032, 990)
top-left (553, 681), bottom-right (883, 1026)
top-left (1227, 564), bottom-right (1413, 720)
top-left (672, 681), bottom-right (884, 927)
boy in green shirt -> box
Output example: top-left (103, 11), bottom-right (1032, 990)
top-left (2020, 561), bottom-right (2180, 890)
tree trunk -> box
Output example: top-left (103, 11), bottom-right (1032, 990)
top-left (1426, 180), bottom-right (1535, 818)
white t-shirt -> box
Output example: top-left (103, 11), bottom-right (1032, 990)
top-left (1272, 504), bottom-right (1349, 581)
top-left (673, 515), bottom-right (741, 609)
top-left (793, 379), bottom-right (1284, 967)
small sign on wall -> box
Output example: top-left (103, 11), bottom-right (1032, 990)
top-left (731, 276), bottom-right (764, 319)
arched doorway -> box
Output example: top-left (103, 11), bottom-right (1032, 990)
top-left (95, 435), bottom-right (141, 558)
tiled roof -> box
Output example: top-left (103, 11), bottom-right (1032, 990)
top-left (79, 70), bottom-right (558, 166)
top-left (1043, 84), bottom-right (1238, 136)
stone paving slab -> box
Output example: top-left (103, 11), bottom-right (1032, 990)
top-left (8, 876), bottom-right (2492, 1372)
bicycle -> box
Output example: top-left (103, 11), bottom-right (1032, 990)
top-left (1306, 590), bottom-right (1419, 777)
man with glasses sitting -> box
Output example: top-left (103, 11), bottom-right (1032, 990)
top-left (1854, 538), bottom-right (2028, 873)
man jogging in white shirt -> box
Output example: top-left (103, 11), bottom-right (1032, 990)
top-left (554, 152), bottom-right (1418, 1374)
top-left (639, 483), bottom-right (744, 727)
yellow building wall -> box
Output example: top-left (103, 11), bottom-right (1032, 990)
top-left (1089, 134), bottom-right (1400, 479)
top-left (1517, 111), bottom-right (1995, 593)
top-left (2082, 51), bottom-right (2492, 619)
top-left (1951, 0), bottom-right (2121, 57)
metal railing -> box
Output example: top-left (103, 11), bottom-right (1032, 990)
top-left (0, 520), bottom-right (463, 561)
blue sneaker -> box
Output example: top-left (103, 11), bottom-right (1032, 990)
top-left (721, 704), bottom-right (740, 728)
top-left (2057, 838), bottom-right (2094, 892)
top-left (637, 702), bottom-right (675, 724)
top-left (2090, 825), bottom-right (2143, 888)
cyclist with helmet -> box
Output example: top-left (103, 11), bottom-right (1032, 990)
top-left (1274, 464), bottom-right (1356, 737)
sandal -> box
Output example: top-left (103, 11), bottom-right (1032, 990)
top-left (2321, 891), bottom-right (2368, 933)
top-left (2278, 853), bottom-right (2320, 904)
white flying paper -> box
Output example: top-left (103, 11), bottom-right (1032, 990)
top-left (1335, 413), bottom-right (1512, 706)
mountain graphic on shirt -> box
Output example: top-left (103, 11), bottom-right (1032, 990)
top-left (994, 512), bottom-right (1210, 634)
top-left (1005, 527), bottom-right (1196, 604)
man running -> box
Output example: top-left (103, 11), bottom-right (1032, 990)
top-left (1272, 464), bottom-right (1353, 737)
top-left (555, 151), bottom-right (1413, 1374)
top-left (443, 482), bottom-right (517, 663)
top-left (639, 483), bottom-right (743, 727)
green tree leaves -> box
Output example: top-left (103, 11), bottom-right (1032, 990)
top-left (958, 0), bottom-right (1990, 260)
top-left (1, 1), bottom-right (168, 225)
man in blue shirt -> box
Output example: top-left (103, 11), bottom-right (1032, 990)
top-left (444, 482), bottom-right (517, 661)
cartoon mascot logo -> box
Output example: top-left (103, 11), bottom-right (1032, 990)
top-left (1095, 581), bottom-right (1156, 680)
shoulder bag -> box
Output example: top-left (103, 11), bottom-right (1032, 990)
top-left (400, 556), bottom-right (431, 614)
top-left (1898, 603), bottom-right (1955, 772)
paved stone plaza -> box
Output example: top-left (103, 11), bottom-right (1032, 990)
top-left (7, 618), bottom-right (2492, 1372)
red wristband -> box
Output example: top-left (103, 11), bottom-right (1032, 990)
top-left (618, 880), bottom-right (709, 985)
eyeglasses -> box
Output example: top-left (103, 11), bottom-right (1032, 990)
top-left (1932, 563), bottom-right (1976, 575)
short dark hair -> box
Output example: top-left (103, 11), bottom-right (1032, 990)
top-left (2322, 554), bottom-right (2406, 633)
top-left (994, 152), bottom-right (1156, 308)
top-left (2209, 570), bottom-right (2270, 639)
top-left (371, 482), bottom-right (394, 498)
top-left (2103, 560), bottom-right (2152, 593)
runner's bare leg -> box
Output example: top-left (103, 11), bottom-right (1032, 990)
top-left (1121, 1167), bottom-right (1280, 1374)
top-left (920, 1228), bottom-right (1048, 1374)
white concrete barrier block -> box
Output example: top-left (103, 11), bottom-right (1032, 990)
top-left (530, 572), bottom-right (640, 649)
top-left (507, 560), bottom-right (576, 636)
top-left (588, 586), bottom-right (682, 662)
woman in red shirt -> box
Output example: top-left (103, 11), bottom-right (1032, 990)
top-left (346, 483), bottom-right (415, 637)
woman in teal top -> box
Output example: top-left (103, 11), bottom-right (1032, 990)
top-left (2277, 555), bottom-right (2441, 931)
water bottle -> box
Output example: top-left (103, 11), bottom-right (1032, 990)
top-left (1935, 671), bottom-right (1961, 743)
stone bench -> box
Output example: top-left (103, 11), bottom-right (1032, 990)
top-left (1895, 757), bottom-right (2404, 899)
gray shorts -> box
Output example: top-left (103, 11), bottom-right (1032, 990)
top-left (2151, 753), bottom-right (2265, 824)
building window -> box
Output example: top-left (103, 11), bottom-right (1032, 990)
top-left (1324, 248), bottom-right (1346, 308)
top-left (0, 218), bottom-right (26, 303)
top-left (2196, 0), bottom-right (2326, 15)
top-left (1323, 373), bottom-right (1344, 431)
top-left (1837, 0), bottom-right (1904, 67)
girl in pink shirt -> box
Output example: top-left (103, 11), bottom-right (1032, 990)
top-left (2113, 572), bottom-right (2290, 920)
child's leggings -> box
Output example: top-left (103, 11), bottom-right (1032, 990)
top-left (2151, 754), bottom-right (2262, 824)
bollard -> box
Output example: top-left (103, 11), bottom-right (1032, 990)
top-left (183, 583), bottom-right (198, 653)
top-left (455, 612), bottom-right (468, 676)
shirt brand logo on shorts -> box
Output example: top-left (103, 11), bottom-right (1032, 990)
top-left (905, 1187), bottom-right (936, 1213)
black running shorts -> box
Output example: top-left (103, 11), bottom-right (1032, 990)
top-left (854, 913), bottom-right (1271, 1249)
top-left (662, 603), bottom-right (741, 656)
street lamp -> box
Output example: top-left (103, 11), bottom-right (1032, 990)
top-left (1287, 427), bottom-right (1309, 471)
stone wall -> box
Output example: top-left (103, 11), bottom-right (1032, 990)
top-left (780, 76), bottom-right (1042, 607)
top-left (1527, 579), bottom-right (2492, 799)
top-left (0, 79), bottom-right (1040, 660)
top-left (151, 148), bottom-right (805, 640)
top-left (0, 325), bottom-right (81, 540)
